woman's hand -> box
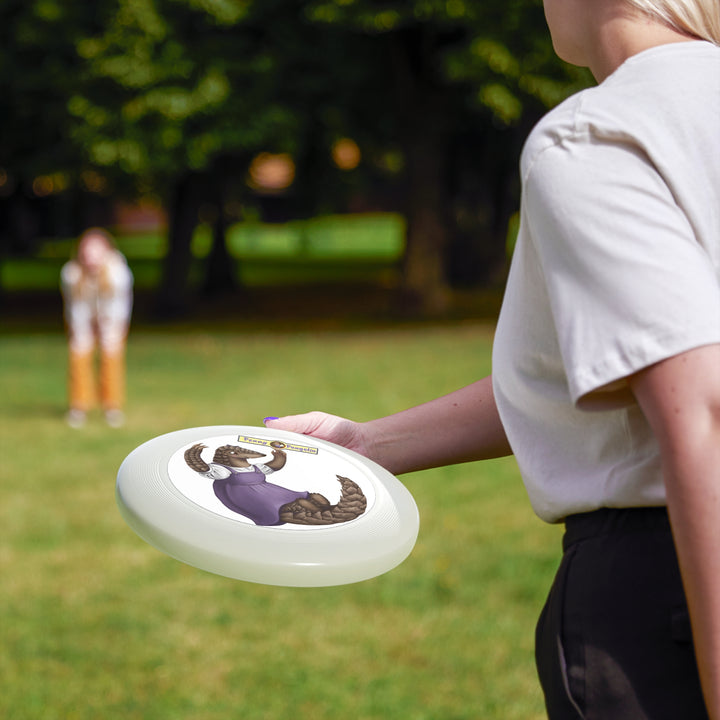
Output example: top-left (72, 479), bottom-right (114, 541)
top-left (264, 412), bottom-right (374, 459)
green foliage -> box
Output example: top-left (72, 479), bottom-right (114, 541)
top-left (1, 0), bottom-right (591, 192)
top-left (304, 0), bottom-right (591, 121)
top-left (0, 2), bottom-right (92, 176)
top-left (0, 325), bottom-right (562, 719)
top-left (66, 0), bottom-right (294, 181)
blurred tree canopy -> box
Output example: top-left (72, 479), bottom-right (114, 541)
top-left (0, 0), bottom-right (592, 315)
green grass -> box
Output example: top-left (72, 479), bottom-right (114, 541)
top-left (1, 213), bottom-right (406, 292)
top-left (0, 324), bottom-right (562, 720)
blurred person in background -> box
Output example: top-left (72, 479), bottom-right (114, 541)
top-left (61, 228), bottom-right (133, 428)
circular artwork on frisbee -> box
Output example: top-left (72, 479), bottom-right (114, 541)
top-left (116, 425), bottom-right (419, 587)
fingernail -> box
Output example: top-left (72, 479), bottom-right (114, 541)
top-left (263, 416), bottom-right (279, 425)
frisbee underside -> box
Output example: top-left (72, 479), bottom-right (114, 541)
top-left (116, 426), bottom-right (419, 587)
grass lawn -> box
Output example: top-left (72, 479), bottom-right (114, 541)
top-left (0, 322), bottom-right (562, 720)
top-left (1, 213), bottom-right (407, 292)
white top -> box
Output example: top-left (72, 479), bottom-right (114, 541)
top-left (493, 42), bottom-right (720, 523)
top-left (61, 250), bottom-right (133, 353)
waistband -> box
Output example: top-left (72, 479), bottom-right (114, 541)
top-left (563, 506), bottom-right (670, 552)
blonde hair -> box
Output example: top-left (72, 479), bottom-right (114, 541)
top-left (626, 0), bottom-right (720, 44)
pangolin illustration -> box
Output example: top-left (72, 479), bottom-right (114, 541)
top-left (184, 442), bottom-right (366, 527)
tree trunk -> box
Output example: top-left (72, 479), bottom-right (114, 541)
top-left (401, 113), bottom-right (451, 315)
top-left (391, 28), bottom-right (452, 316)
top-left (445, 123), bottom-right (523, 288)
top-left (202, 175), bottom-right (238, 297)
top-left (155, 171), bottom-right (202, 319)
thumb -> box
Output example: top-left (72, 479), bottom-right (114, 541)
top-left (263, 412), bottom-right (324, 435)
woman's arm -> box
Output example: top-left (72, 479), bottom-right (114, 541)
top-left (265, 375), bottom-right (512, 475)
top-left (630, 343), bottom-right (720, 719)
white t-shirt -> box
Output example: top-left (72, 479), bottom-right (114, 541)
top-left (61, 251), bottom-right (134, 353)
top-left (492, 41), bottom-right (720, 523)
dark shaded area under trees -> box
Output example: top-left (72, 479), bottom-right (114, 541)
top-left (0, 0), bottom-right (592, 319)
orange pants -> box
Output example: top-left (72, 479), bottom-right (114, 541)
top-left (68, 346), bottom-right (125, 412)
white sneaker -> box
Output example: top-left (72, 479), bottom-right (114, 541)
top-left (66, 409), bottom-right (87, 428)
top-left (105, 409), bottom-right (125, 428)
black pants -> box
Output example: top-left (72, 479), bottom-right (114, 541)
top-left (535, 507), bottom-right (709, 719)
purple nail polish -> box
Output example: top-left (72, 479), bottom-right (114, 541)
top-left (263, 416), bottom-right (279, 425)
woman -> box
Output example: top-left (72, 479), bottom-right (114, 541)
top-left (61, 228), bottom-right (133, 428)
top-left (265, 1), bottom-right (720, 718)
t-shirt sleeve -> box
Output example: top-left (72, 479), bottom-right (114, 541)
top-left (524, 136), bottom-right (720, 406)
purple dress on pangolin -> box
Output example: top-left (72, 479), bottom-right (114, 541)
top-left (211, 465), bottom-right (309, 526)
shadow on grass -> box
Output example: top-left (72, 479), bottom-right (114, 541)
top-left (1, 282), bottom-right (504, 336)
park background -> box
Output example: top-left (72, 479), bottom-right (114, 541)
top-left (1, 2), bottom-right (593, 718)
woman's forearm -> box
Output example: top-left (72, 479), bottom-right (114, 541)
top-left (631, 343), bottom-right (720, 719)
top-left (361, 375), bottom-right (512, 475)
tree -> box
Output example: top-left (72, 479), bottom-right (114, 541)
top-left (302, 0), bottom-right (593, 313)
top-left (0, 1), bottom-right (111, 256)
top-left (65, 0), bottom-right (291, 314)
top-left (0, 0), bottom-right (591, 315)
top-left (68, 0), bottom-right (385, 315)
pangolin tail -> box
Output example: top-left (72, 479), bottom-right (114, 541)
top-left (279, 476), bottom-right (367, 525)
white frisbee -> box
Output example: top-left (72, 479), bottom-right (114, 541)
top-left (116, 425), bottom-right (419, 587)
